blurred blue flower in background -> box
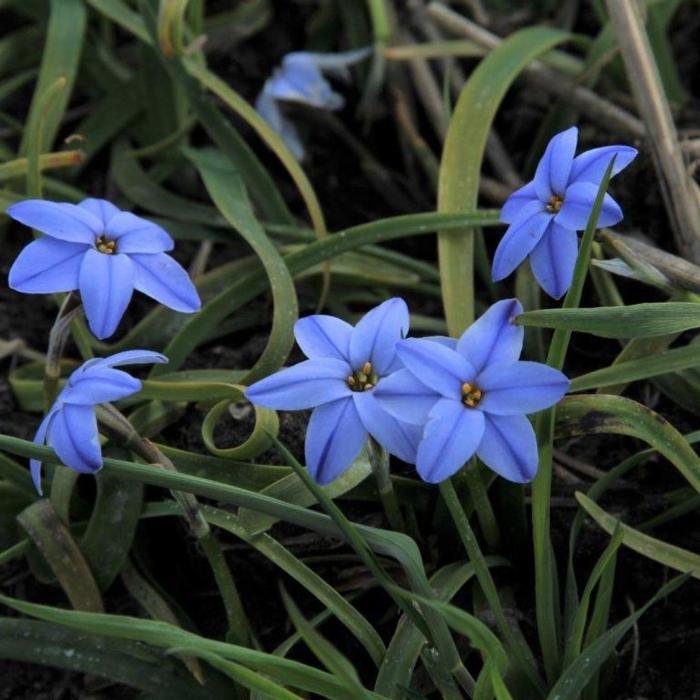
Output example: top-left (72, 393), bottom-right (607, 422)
top-left (8, 198), bottom-right (201, 339)
top-left (245, 298), bottom-right (421, 485)
top-left (256, 48), bottom-right (371, 160)
top-left (30, 350), bottom-right (168, 494)
top-left (375, 299), bottom-right (569, 484)
top-left (492, 127), bottom-right (637, 298)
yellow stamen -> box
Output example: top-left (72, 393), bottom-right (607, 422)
top-left (461, 382), bottom-right (483, 408)
top-left (545, 194), bottom-right (563, 213)
top-left (95, 236), bottom-right (116, 255)
top-left (346, 361), bottom-right (379, 392)
top-left (362, 361), bottom-right (372, 376)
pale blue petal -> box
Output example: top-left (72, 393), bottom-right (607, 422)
top-left (533, 127), bottom-right (578, 200)
top-left (396, 339), bottom-right (474, 399)
top-left (294, 314), bottom-right (353, 361)
top-left (500, 182), bottom-right (538, 224)
top-left (130, 252), bottom-right (201, 313)
top-left (302, 48), bottom-right (372, 73)
top-left (255, 88), bottom-right (306, 160)
top-left (373, 369), bottom-right (440, 425)
top-left (61, 367), bottom-right (141, 405)
top-left (556, 182), bottom-right (623, 230)
top-left (79, 249), bottom-right (135, 340)
top-left (416, 398), bottom-right (485, 483)
top-left (106, 211), bottom-right (174, 253)
top-left (78, 198), bottom-right (120, 228)
top-left (349, 298), bottom-right (409, 375)
top-left (98, 350), bottom-right (169, 369)
top-left (529, 223), bottom-right (579, 299)
top-left (568, 145), bottom-right (637, 186)
top-left (456, 299), bottom-right (524, 374)
top-left (492, 207), bottom-right (553, 281)
top-left (48, 404), bottom-right (102, 474)
top-left (7, 200), bottom-right (101, 244)
top-left (305, 398), bottom-right (367, 485)
top-left (477, 413), bottom-right (538, 483)
top-left (478, 361), bottom-right (570, 415)
top-left (353, 390), bottom-right (420, 464)
top-left (245, 358), bottom-right (352, 410)
top-left (9, 237), bottom-right (86, 293)
top-left (30, 407), bottom-right (59, 495)
top-left (423, 336), bottom-right (458, 350)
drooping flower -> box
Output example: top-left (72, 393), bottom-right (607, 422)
top-left (8, 198), bottom-right (201, 339)
top-left (374, 299), bottom-right (569, 484)
top-left (30, 350), bottom-right (168, 494)
top-left (492, 127), bottom-right (637, 298)
top-left (245, 298), bottom-right (421, 485)
top-left (256, 48), bottom-right (371, 160)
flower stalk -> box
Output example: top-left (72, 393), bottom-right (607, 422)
top-left (44, 293), bottom-right (82, 409)
top-left (367, 436), bottom-right (407, 534)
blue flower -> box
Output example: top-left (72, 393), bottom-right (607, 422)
top-left (245, 298), bottom-right (421, 485)
top-left (374, 299), bottom-right (569, 484)
top-left (492, 127), bottom-right (637, 298)
top-left (8, 198), bottom-right (201, 339)
top-left (256, 48), bottom-right (371, 160)
top-left (30, 350), bottom-right (168, 494)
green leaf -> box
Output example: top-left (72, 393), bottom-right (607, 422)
top-left (556, 394), bottom-right (700, 495)
top-left (518, 302), bottom-right (700, 338)
top-left (175, 147), bottom-right (298, 384)
top-left (19, 0), bottom-right (86, 154)
top-left (548, 573), bottom-right (690, 700)
top-left (571, 341), bottom-right (700, 392)
top-left (576, 493), bottom-right (700, 579)
top-left (17, 500), bottom-right (104, 613)
top-left (437, 25), bottom-right (569, 333)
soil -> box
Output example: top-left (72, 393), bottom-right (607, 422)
top-left (2, 0), bottom-right (700, 698)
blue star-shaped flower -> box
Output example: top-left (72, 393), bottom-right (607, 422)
top-left (256, 48), bottom-right (371, 160)
top-left (374, 299), bottom-right (570, 484)
top-left (31, 350), bottom-right (168, 494)
top-left (492, 127), bottom-right (637, 298)
top-left (8, 198), bottom-right (201, 339)
top-left (245, 298), bottom-right (421, 485)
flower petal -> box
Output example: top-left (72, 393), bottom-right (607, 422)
top-left (48, 404), bottom-right (102, 474)
top-left (30, 408), bottom-right (59, 495)
top-left (78, 198), bottom-right (121, 228)
top-left (500, 181), bottom-right (538, 224)
top-left (96, 350), bottom-right (169, 369)
top-left (529, 223), bottom-right (579, 299)
top-left (62, 367), bottom-right (142, 405)
top-left (569, 145), bottom-right (638, 185)
top-left (255, 88), bottom-right (306, 160)
top-left (492, 208), bottom-right (553, 281)
top-left (534, 126), bottom-right (578, 200)
top-left (130, 253), bottom-right (201, 313)
top-left (9, 237), bottom-right (86, 293)
top-left (373, 369), bottom-right (441, 425)
top-left (106, 211), bottom-right (174, 253)
top-left (396, 339), bottom-right (474, 399)
top-left (416, 398), bottom-right (485, 483)
top-left (478, 361), bottom-right (570, 415)
top-left (305, 398), bottom-right (367, 485)
top-left (245, 358), bottom-right (352, 410)
top-left (556, 182), bottom-right (623, 230)
top-left (349, 298), bottom-right (409, 375)
top-left (7, 200), bottom-right (101, 244)
top-left (353, 390), bottom-right (421, 464)
top-left (79, 249), bottom-right (135, 340)
top-left (456, 299), bottom-right (524, 374)
top-left (477, 413), bottom-right (538, 483)
top-left (294, 314), bottom-right (353, 361)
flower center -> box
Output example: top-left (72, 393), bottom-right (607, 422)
top-left (346, 361), bottom-right (378, 392)
top-left (545, 194), bottom-right (563, 213)
top-left (95, 235), bottom-right (116, 255)
top-left (461, 382), bottom-right (483, 408)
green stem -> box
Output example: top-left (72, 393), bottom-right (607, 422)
top-left (367, 437), bottom-right (407, 534)
top-left (458, 462), bottom-right (501, 549)
top-left (531, 159), bottom-right (617, 683)
top-left (440, 479), bottom-right (545, 696)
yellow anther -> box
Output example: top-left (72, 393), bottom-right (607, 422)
top-left (362, 361), bottom-right (372, 376)
top-left (95, 236), bottom-right (116, 255)
top-left (545, 194), bottom-right (563, 214)
top-left (461, 382), bottom-right (483, 408)
top-left (347, 376), bottom-right (356, 386)
top-left (346, 361), bottom-right (379, 392)
top-left (364, 383), bottom-right (373, 391)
